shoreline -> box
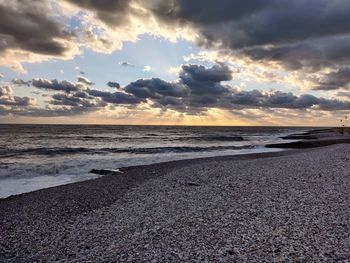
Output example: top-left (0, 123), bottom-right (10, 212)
top-left (0, 147), bottom-right (287, 200)
top-left (2, 127), bottom-right (347, 200)
top-left (0, 126), bottom-right (307, 199)
top-left (1, 148), bottom-right (299, 202)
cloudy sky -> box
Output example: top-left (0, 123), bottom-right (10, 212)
top-left (0, 0), bottom-right (349, 126)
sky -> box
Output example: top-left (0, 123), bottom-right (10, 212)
top-left (0, 0), bottom-right (349, 126)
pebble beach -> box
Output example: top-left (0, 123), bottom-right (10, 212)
top-left (1, 141), bottom-right (350, 262)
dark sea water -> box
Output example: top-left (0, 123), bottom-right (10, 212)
top-left (0, 124), bottom-right (309, 198)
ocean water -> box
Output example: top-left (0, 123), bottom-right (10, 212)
top-left (0, 124), bottom-right (309, 198)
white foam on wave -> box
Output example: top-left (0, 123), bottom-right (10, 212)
top-left (0, 173), bottom-right (102, 198)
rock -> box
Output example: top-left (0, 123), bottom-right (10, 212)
top-left (89, 169), bottom-right (122, 175)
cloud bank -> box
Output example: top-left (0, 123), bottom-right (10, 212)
top-left (3, 64), bottom-right (349, 119)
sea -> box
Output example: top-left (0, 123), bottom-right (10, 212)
top-left (0, 124), bottom-right (310, 198)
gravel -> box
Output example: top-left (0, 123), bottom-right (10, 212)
top-left (1, 144), bottom-right (350, 262)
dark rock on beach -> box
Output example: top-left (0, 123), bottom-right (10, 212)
top-left (89, 169), bottom-right (122, 176)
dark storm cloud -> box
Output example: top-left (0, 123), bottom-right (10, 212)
top-left (51, 93), bottom-right (82, 106)
top-left (188, 88), bottom-right (350, 112)
top-left (107, 82), bottom-right (121, 89)
top-left (32, 78), bottom-right (82, 93)
top-left (315, 98), bottom-right (350, 111)
top-left (228, 90), bottom-right (346, 111)
top-left (0, 1), bottom-right (71, 56)
top-left (125, 78), bottom-right (187, 99)
top-left (150, 0), bottom-right (350, 49)
top-left (242, 36), bottom-right (350, 71)
top-left (88, 89), bottom-right (144, 104)
top-left (313, 68), bottom-right (350, 91)
top-left (118, 64), bottom-right (350, 112)
top-left (50, 93), bottom-right (106, 108)
top-left (149, 0), bottom-right (268, 25)
top-left (181, 64), bottom-right (232, 83)
top-left (73, 91), bottom-right (90, 98)
top-left (179, 64), bottom-right (232, 95)
top-left (65, 0), bottom-right (131, 26)
top-left (124, 64), bottom-right (232, 104)
top-left (144, 0), bottom-right (350, 87)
